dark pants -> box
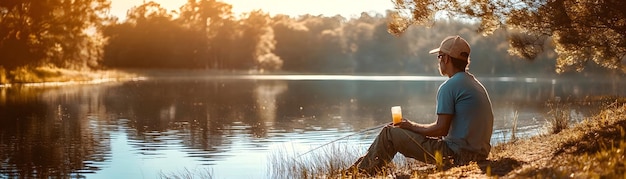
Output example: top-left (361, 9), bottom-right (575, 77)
top-left (355, 126), bottom-right (455, 174)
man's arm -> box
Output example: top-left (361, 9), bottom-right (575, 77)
top-left (395, 114), bottom-right (453, 137)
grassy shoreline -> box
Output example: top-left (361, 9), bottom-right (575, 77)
top-left (269, 98), bottom-right (626, 178)
top-left (0, 66), bottom-right (140, 86)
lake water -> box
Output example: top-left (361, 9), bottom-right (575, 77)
top-left (1, 74), bottom-right (624, 178)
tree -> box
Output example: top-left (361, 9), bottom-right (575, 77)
top-left (273, 15), bottom-right (347, 72)
top-left (103, 2), bottom-right (190, 68)
top-left (0, 0), bottom-right (110, 70)
top-left (345, 13), bottom-right (410, 73)
top-left (239, 10), bottom-right (282, 72)
top-left (178, 0), bottom-right (234, 69)
top-left (272, 15), bottom-right (311, 72)
top-left (389, 0), bottom-right (626, 73)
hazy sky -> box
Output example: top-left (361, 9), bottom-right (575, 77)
top-left (109, 0), bottom-right (394, 19)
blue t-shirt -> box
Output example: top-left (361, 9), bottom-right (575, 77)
top-left (437, 72), bottom-right (493, 157)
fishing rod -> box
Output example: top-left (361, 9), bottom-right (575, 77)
top-left (297, 122), bottom-right (390, 158)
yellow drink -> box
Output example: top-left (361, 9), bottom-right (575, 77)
top-left (391, 106), bottom-right (402, 124)
top-left (392, 113), bottom-right (402, 124)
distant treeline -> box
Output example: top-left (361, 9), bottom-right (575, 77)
top-left (0, 0), bottom-right (618, 77)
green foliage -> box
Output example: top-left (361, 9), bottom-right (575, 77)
top-left (390, 0), bottom-right (626, 73)
top-left (0, 0), bottom-right (110, 70)
top-left (5, 65), bottom-right (133, 83)
top-left (179, 0), bottom-right (237, 69)
top-left (103, 0), bottom-right (244, 69)
top-left (103, 2), bottom-right (196, 68)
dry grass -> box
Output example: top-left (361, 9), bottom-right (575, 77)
top-left (545, 97), bottom-right (571, 134)
top-left (268, 142), bottom-right (364, 178)
top-left (158, 168), bottom-right (214, 179)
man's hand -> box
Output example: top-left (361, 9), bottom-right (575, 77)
top-left (392, 118), bottom-right (414, 130)
top-left (391, 115), bottom-right (452, 137)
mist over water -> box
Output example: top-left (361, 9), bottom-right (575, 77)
top-left (1, 74), bottom-right (624, 178)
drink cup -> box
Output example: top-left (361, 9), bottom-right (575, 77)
top-left (391, 106), bottom-right (402, 124)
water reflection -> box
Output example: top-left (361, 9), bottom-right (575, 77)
top-left (254, 81), bottom-right (287, 137)
top-left (1, 75), bottom-right (624, 178)
top-left (0, 85), bottom-right (110, 178)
